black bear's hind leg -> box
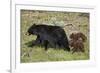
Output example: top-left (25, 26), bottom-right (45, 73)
top-left (44, 40), bottom-right (49, 51)
top-left (57, 41), bottom-right (61, 47)
top-left (63, 43), bottom-right (70, 51)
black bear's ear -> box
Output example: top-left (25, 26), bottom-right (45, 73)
top-left (33, 23), bottom-right (36, 26)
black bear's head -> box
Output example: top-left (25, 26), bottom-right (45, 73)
top-left (26, 23), bottom-right (39, 36)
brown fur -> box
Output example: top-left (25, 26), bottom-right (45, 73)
top-left (69, 38), bottom-right (85, 54)
top-left (70, 32), bottom-right (87, 42)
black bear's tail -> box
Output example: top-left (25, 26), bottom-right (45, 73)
top-left (63, 38), bottom-right (70, 51)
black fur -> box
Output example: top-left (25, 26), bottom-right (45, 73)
top-left (26, 24), bottom-right (70, 51)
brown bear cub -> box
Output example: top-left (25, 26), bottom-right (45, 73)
top-left (69, 38), bottom-right (84, 54)
top-left (69, 32), bottom-right (86, 54)
top-left (70, 32), bottom-right (87, 42)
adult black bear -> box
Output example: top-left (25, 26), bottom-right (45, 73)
top-left (26, 23), bottom-right (70, 51)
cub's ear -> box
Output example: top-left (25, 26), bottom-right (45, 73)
top-left (70, 33), bottom-right (74, 39)
top-left (33, 23), bottom-right (36, 26)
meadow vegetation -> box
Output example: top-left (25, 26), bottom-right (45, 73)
top-left (20, 10), bottom-right (89, 63)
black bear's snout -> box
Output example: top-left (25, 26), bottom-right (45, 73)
top-left (25, 32), bottom-right (31, 36)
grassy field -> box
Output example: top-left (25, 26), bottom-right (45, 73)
top-left (20, 10), bottom-right (89, 63)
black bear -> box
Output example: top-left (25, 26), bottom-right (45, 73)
top-left (26, 23), bottom-right (70, 51)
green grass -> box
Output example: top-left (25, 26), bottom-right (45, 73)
top-left (20, 10), bottom-right (89, 63)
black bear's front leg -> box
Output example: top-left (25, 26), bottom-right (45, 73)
top-left (31, 35), bottom-right (41, 47)
top-left (44, 40), bottom-right (49, 51)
